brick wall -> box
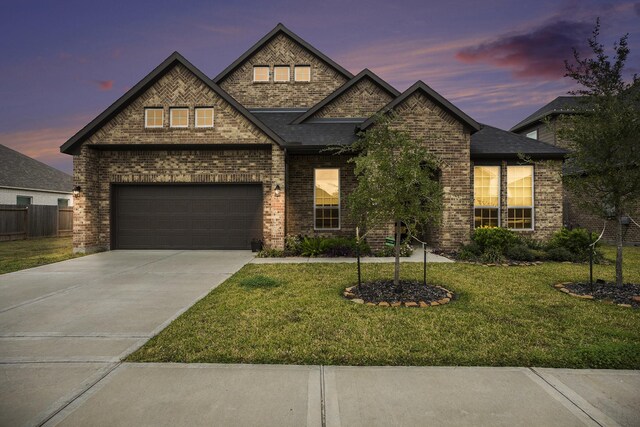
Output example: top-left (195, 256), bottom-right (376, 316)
top-left (310, 77), bottom-right (394, 119)
top-left (218, 33), bottom-right (348, 108)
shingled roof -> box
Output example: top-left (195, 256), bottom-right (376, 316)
top-left (0, 144), bottom-right (72, 193)
top-left (471, 125), bottom-right (567, 159)
top-left (510, 96), bottom-right (582, 133)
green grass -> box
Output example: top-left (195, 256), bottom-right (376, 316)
top-left (0, 237), bottom-right (81, 274)
top-left (128, 245), bottom-right (640, 368)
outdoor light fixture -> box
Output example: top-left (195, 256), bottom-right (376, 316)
top-left (73, 186), bottom-right (81, 196)
top-left (274, 184), bottom-right (281, 196)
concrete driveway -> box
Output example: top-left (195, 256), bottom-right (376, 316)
top-left (0, 250), bottom-right (253, 427)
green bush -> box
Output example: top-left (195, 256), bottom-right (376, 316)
top-left (472, 227), bottom-right (521, 254)
top-left (547, 227), bottom-right (599, 262)
top-left (300, 236), bottom-right (323, 257)
top-left (458, 242), bottom-right (482, 261)
top-left (374, 242), bottom-right (414, 257)
top-left (256, 248), bottom-right (284, 258)
top-left (481, 247), bottom-right (504, 264)
top-left (284, 234), bottom-right (303, 255)
top-left (239, 275), bottom-right (279, 288)
top-left (547, 247), bottom-right (576, 262)
top-left (521, 237), bottom-right (546, 251)
top-left (505, 244), bottom-right (535, 262)
top-left (530, 249), bottom-right (549, 261)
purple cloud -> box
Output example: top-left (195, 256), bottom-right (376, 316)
top-left (456, 20), bottom-right (593, 80)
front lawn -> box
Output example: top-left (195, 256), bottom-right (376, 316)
top-left (129, 245), bottom-right (640, 368)
top-left (0, 237), bottom-right (80, 274)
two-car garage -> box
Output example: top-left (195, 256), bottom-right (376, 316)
top-left (111, 184), bottom-right (263, 250)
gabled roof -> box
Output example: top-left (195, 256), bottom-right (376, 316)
top-left (471, 124), bottom-right (567, 159)
top-left (510, 96), bottom-right (582, 133)
top-left (213, 23), bottom-right (354, 84)
top-left (290, 69), bottom-right (400, 124)
top-left (0, 144), bottom-right (72, 193)
top-left (358, 81), bottom-right (481, 132)
top-left (60, 52), bottom-right (285, 154)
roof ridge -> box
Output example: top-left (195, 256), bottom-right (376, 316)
top-left (510, 95), bottom-right (583, 132)
top-left (291, 69), bottom-right (400, 125)
top-left (60, 52), bottom-right (285, 154)
top-left (213, 23), bottom-right (353, 84)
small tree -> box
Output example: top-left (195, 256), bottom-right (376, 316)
top-left (560, 19), bottom-right (640, 286)
top-left (341, 114), bottom-right (443, 288)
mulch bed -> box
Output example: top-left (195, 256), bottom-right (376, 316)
top-left (554, 281), bottom-right (640, 308)
top-left (344, 280), bottom-right (453, 307)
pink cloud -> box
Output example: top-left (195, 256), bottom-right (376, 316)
top-left (94, 80), bottom-right (114, 91)
top-left (456, 20), bottom-right (593, 80)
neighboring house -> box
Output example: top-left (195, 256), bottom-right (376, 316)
top-left (0, 144), bottom-right (73, 207)
top-left (511, 96), bottom-right (639, 244)
top-left (61, 23), bottom-right (567, 253)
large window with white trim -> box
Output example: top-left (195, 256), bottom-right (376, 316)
top-left (473, 166), bottom-right (500, 228)
top-left (170, 108), bottom-right (189, 128)
top-left (195, 107), bottom-right (214, 128)
top-left (314, 168), bottom-right (340, 229)
top-left (274, 66), bottom-right (290, 82)
top-left (144, 108), bottom-right (163, 128)
top-left (507, 165), bottom-right (534, 229)
top-left (253, 66), bottom-right (269, 82)
top-left (294, 65), bottom-right (310, 82)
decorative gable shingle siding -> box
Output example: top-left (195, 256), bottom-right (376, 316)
top-left (85, 64), bottom-right (273, 147)
top-left (72, 63), bottom-right (285, 253)
top-left (310, 77), bottom-right (395, 119)
top-left (389, 92), bottom-right (472, 250)
top-left (218, 34), bottom-right (348, 108)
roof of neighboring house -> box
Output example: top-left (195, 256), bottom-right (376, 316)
top-left (291, 69), bottom-right (400, 124)
top-left (358, 81), bottom-right (481, 133)
top-left (213, 23), bottom-right (354, 84)
top-left (510, 96), bottom-right (582, 133)
top-left (252, 110), bottom-right (358, 152)
top-left (471, 125), bottom-right (568, 159)
top-left (60, 52), bottom-right (285, 154)
top-left (0, 144), bottom-right (73, 193)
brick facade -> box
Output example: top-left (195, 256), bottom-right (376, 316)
top-left (310, 77), bottom-right (395, 119)
top-left (218, 33), bottom-right (348, 109)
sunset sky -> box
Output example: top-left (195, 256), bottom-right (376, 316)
top-left (1, 0), bottom-right (638, 173)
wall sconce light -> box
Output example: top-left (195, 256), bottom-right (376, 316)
top-left (73, 186), bottom-right (81, 196)
top-left (274, 184), bottom-right (281, 197)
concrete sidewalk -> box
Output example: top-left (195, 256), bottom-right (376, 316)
top-left (251, 246), bottom-right (453, 264)
top-left (40, 364), bottom-right (639, 427)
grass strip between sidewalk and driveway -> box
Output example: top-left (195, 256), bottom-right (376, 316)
top-left (0, 237), bottom-right (81, 274)
top-left (129, 245), bottom-right (640, 368)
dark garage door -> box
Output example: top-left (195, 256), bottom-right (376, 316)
top-left (112, 184), bottom-right (263, 250)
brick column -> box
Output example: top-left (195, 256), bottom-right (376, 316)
top-left (267, 145), bottom-right (286, 249)
top-left (73, 146), bottom-right (104, 253)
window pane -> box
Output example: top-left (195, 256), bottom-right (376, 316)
top-left (145, 109), bottom-right (163, 128)
top-left (253, 66), bottom-right (269, 82)
top-left (170, 108), bottom-right (188, 127)
top-left (508, 208), bottom-right (532, 229)
top-left (274, 66), bottom-right (290, 82)
top-left (474, 208), bottom-right (499, 228)
top-left (17, 196), bottom-right (31, 206)
top-left (315, 169), bottom-right (339, 229)
top-left (195, 108), bottom-right (214, 127)
top-left (295, 66), bottom-right (310, 82)
top-left (507, 166), bottom-right (533, 207)
top-left (58, 198), bottom-right (69, 207)
top-left (473, 166), bottom-right (499, 207)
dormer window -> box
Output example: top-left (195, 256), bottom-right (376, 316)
top-left (170, 108), bottom-right (189, 128)
top-left (144, 108), bottom-right (163, 128)
top-left (295, 65), bottom-right (310, 82)
top-left (253, 66), bottom-right (269, 82)
top-left (274, 66), bottom-right (290, 82)
top-left (526, 129), bottom-right (538, 140)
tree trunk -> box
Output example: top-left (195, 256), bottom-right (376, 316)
top-left (616, 215), bottom-right (623, 286)
top-left (394, 219), bottom-right (401, 289)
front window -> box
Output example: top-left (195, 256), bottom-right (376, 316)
top-left (170, 108), bottom-right (189, 128)
top-left (294, 65), bottom-right (310, 82)
top-left (473, 166), bottom-right (500, 228)
top-left (253, 66), bottom-right (269, 82)
top-left (195, 107), bottom-right (214, 128)
top-left (17, 196), bottom-right (32, 206)
top-left (274, 66), bottom-right (290, 82)
top-left (526, 129), bottom-right (538, 140)
top-left (144, 108), bottom-right (163, 128)
top-left (507, 165), bottom-right (534, 229)
top-left (314, 169), bottom-right (340, 229)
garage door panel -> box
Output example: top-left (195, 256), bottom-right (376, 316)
top-left (113, 184), bottom-right (263, 250)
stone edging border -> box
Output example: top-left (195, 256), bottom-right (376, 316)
top-left (343, 285), bottom-right (454, 308)
top-left (553, 282), bottom-right (634, 308)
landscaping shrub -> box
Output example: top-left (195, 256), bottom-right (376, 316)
top-left (300, 236), bottom-right (323, 257)
top-left (505, 244), bottom-right (535, 262)
top-left (458, 242), bottom-right (482, 261)
top-left (256, 248), bottom-right (284, 258)
top-left (374, 242), bottom-right (414, 257)
top-left (284, 234), bottom-right (303, 256)
top-left (522, 237), bottom-right (546, 251)
top-left (547, 227), bottom-right (600, 262)
top-left (239, 275), bottom-right (279, 288)
top-left (472, 227), bottom-right (521, 254)
top-left (547, 247), bottom-right (576, 262)
top-left (481, 246), bottom-right (504, 264)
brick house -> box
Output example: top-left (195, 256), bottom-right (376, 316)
top-left (511, 96), bottom-right (639, 244)
top-left (61, 24), bottom-right (567, 253)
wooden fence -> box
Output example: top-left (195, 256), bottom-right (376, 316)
top-left (0, 205), bottom-right (73, 242)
